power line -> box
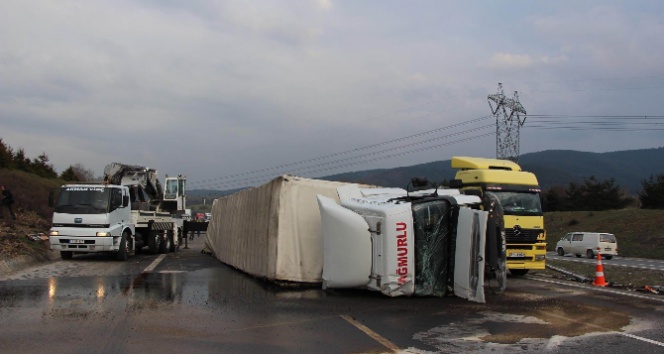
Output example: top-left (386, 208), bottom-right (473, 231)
top-left (189, 116), bottom-right (492, 188)
top-left (191, 114), bottom-right (664, 190)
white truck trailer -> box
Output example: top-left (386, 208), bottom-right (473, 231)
top-left (205, 175), bottom-right (506, 302)
top-left (49, 163), bottom-right (188, 260)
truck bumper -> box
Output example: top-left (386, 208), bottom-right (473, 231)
top-left (49, 236), bottom-right (122, 253)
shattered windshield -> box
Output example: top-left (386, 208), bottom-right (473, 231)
top-left (411, 200), bottom-right (452, 297)
top-left (55, 186), bottom-right (111, 214)
top-left (491, 191), bottom-right (542, 216)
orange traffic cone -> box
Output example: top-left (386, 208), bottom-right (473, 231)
top-left (592, 252), bottom-right (608, 287)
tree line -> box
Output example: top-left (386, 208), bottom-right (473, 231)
top-left (2, 137), bottom-right (663, 210)
top-left (0, 138), bottom-right (96, 181)
top-left (543, 175), bottom-right (664, 211)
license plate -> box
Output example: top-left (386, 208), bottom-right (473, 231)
top-left (70, 239), bottom-right (84, 244)
top-left (511, 252), bottom-right (525, 257)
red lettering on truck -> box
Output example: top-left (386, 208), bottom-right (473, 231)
top-left (396, 222), bottom-right (409, 285)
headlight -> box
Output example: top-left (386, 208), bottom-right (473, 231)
top-left (535, 255), bottom-right (546, 261)
top-left (96, 232), bottom-right (110, 237)
top-left (49, 231), bottom-right (59, 236)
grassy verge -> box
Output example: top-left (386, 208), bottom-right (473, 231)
top-left (532, 259), bottom-right (664, 288)
top-left (545, 209), bottom-right (664, 260)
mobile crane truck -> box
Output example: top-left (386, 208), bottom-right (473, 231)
top-left (449, 156), bottom-right (545, 276)
top-left (49, 163), bottom-right (188, 260)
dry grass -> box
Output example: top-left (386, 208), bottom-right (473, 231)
top-left (545, 209), bottom-right (664, 259)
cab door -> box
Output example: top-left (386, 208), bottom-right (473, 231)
top-left (453, 208), bottom-right (488, 303)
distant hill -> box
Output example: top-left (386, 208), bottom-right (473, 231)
top-left (321, 147), bottom-right (664, 194)
top-left (191, 147), bottom-right (664, 196)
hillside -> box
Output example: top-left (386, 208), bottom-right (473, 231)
top-left (0, 169), bottom-right (60, 266)
top-left (319, 147), bottom-right (664, 193)
top-left (545, 208), bottom-right (664, 259)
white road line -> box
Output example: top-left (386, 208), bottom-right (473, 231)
top-left (527, 276), bottom-right (664, 303)
top-left (143, 254), bottom-right (166, 273)
top-left (545, 310), bottom-right (664, 347)
top-left (341, 314), bottom-right (401, 353)
top-left (620, 332), bottom-right (664, 347)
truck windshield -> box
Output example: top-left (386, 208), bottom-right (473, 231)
top-left (164, 179), bottom-right (178, 200)
top-left (411, 199), bottom-right (452, 297)
top-left (492, 191), bottom-right (542, 216)
top-left (55, 187), bottom-right (111, 214)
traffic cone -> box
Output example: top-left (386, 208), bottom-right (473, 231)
top-left (592, 252), bottom-right (608, 287)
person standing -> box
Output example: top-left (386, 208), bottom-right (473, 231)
top-left (1, 184), bottom-right (17, 221)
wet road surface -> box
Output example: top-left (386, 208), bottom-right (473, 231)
top-left (1, 236), bottom-right (663, 353)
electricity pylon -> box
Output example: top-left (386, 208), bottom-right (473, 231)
top-left (488, 83), bottom-right (527, 162)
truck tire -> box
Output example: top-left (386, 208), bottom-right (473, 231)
top-left (159, 231), bottom-right (171, 254)
top-left (586, 250), bottom-right (595, 259)
top-left (60, 251), bottom-right (73, 260)
top-left (169, 229), bottom-right (179, 253)
top-left (148, 232), bottom-right (161, 254)
top-left (556, 247), bottom-right (565, 256)
top-left (116, 231), bottom-right (129, 261)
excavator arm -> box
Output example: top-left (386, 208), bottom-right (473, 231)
top-left (103, 163), bottom-right (164, 201)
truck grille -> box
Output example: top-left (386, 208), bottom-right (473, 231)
top-left (505, 228), bottom-right (541, 244)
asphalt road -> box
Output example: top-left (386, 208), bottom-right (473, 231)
top-left (547, 252), bottom-right (664, 271)
top-left (1, 236), bottom-right (663, 354)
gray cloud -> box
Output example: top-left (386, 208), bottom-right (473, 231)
top-left (1, 1), bottom-right (662, 188)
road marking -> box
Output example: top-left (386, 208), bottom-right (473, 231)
top-left (545, 310), bottom-right (664, 347)
top-left (341, 314), bottom-right (401, 352)
top-left (527, 276), bottom-right (664, 303)
top-left (143, 254), bottom-right (166, 273)
top-left (620, 333), bottom-right (664, 347)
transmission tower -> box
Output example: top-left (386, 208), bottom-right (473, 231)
top-left (488, 83), bottom-right (527, 162)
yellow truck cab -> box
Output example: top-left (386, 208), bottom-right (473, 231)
top-left (450, 156), bottom-right (546, 275)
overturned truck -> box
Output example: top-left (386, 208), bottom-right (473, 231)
top-left (205, 175), bottom-right (506, 302)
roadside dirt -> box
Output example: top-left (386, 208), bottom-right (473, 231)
top-left (0, 210), bottom-right (54, 274)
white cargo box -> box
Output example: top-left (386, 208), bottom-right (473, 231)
top-left (205, 175), bottom-right (359, 283)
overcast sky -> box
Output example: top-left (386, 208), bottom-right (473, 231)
top-left (2, 1), bottom-right (663, 190)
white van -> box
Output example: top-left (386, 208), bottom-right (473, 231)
top-left (555, 232), bottom-right (618, 260)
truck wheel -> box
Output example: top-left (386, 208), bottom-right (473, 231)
top-left (60, 251), bottom-right (73, 260)
top-left (169, 229), bottom-right (179, 253)
top-left (586, 250), bottom-right (595, 259)
top-left (159, 231), bottom-right (171, 254)
top-left (148, 232), bottom-right (161, 254)
top-left (116, 232), bottom-right (129, 261)
top-left (509, 269), bottom-right (529, 276)
top-left (556, 248), bottom-right (565, 256)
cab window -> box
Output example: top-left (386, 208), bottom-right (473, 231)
top-left (600, 234), bottom-right (616, 243)
top-left (110, 188), bottom-right (123, 211)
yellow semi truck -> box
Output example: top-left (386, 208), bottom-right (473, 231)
top-left (450, 156), bottom-right (545, 276)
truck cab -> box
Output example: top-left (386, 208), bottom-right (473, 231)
top-left (49, 184), bottom-right (135, 260)
top-left (317, 183), bottom-right (506, 302)
top-left (450, 156), bottom-right (546, 276)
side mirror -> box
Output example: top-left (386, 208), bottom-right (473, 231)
top-left (449, 179), bottom-right (463, 188)
top-left (411, 177), bottom-right (429, 188)
top-left (48, 190), bottom-right (55, 207)
top-left (123, 195), bottom-right (130, 207)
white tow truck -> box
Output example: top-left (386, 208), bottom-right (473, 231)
top-left (317, 179), bottom-right (506, 302)
top-left (48, 163), bottom-right (188, 260)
